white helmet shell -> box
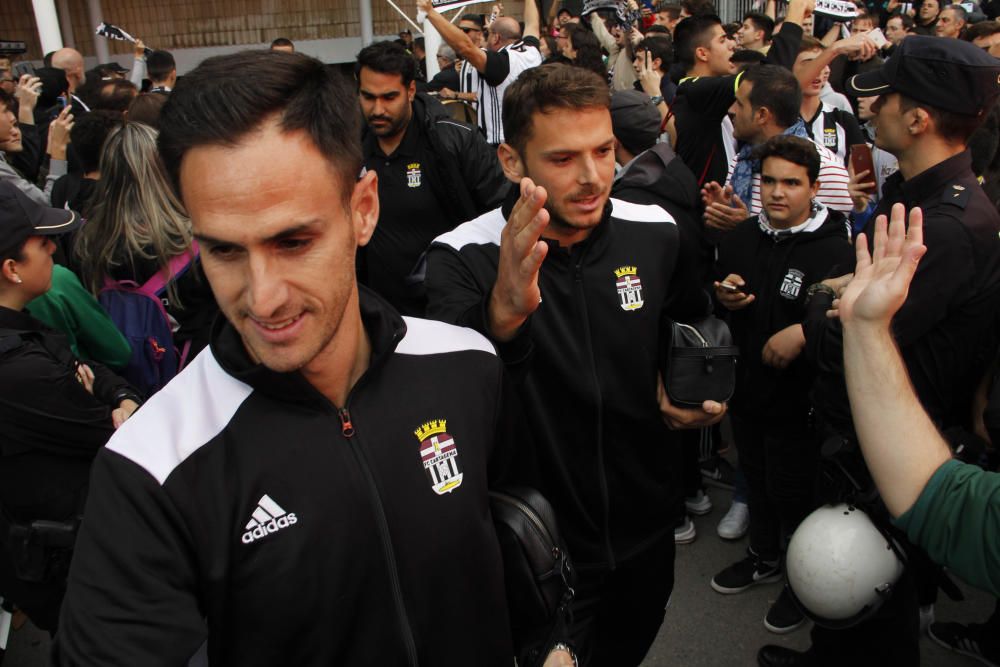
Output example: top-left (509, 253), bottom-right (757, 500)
top-left (786, 503), bottom-right (904, 625)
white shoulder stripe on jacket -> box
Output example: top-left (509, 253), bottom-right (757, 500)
top-left (106, 350), bottom-right (254, 485)
top-left (399, 317), bottom-right (497, 357)
top-left (433, 197), bottom-right (674, 252)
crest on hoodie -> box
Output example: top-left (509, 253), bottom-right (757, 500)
top-left (780, 269), bottom-right (805, 300)
top-left (415, 420), bottom-right (463, 495)
top-left (614, 266), bottom-right (644, 311)
top-left (406, 162), bottom-right (422, 188)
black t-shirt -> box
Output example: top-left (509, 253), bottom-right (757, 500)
top-left (362, 120), bottom-right (453, 315)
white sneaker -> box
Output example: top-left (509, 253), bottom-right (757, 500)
top-left (674, 516), bottom-right (697, 544)
top-left (717, 501), bottom-right (749, 540)
top-left (685, 489), bottom-right (712, 515)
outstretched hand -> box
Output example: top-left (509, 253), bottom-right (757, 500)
top-left (488, 177), bottom-right (550, 341)
top-left (834, 203), bottom-right (926, 327)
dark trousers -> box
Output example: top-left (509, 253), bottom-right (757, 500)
top-left (808, 565), bottom-right (920, 666)
top-left (732, 414), bottom-right (819, 563)
top-left (570, 534), bottom-right (675, 667)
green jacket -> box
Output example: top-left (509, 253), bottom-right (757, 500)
top-left (26, 265), bottom-right (131, 370)
top-left (895, 459), bottom-right (1000, 596)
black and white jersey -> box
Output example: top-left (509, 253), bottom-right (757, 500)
top-left (54, 290), bottom-right (517, 666)
top-left (460, 37), bottom-right (542, 144)
top-left (804, 102), bottom-right (866, 167)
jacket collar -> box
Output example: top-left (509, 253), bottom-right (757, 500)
top-left (209, 285), bottom-right (407, 406)
top-left (0, 306), bottom-right (45, 333)
top-left (883, 150), bottom-right (973, 208)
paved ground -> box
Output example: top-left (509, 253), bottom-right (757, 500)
top-left (2, 484), bottom-right (993, 665)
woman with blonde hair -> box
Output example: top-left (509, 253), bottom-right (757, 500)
top-left (74, 121), bottom-right (217, 393)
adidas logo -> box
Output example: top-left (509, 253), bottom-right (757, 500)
top-left (241, 494), bottom-right (298, 544)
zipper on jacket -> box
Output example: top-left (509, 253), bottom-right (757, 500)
top-left (338, 408), bottom-right (355, 437)
top-left (574, 260), bottom-right (616, 570)
top-left (337, 408), bottom-right (420, 666)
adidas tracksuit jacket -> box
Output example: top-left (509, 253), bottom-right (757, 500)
top-left (425, 195), bottom-right (712, 569)
top-left (54, 289), bottom-right (515, 666)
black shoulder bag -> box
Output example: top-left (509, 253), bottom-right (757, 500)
top-left (665, 316), bottom-right (740, 407)
top-left (490, 487), bottom-right (576, 667)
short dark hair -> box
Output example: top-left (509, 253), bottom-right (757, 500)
top-left (742, 64), bottom-right (802, 129)
top-left (752, 135), bottom-right (821, 184)
top-left (636, 36), bottom-right (674, 71)
top-left (743, 12), bottom-right (775, 42)
top-left (355, 40), bottom-right (418, 87)
top-left (732, 49), bottom-right (767, 67)
top-left (270, 37), bottom-right (294, 49)
top-left (71, 110), bottom-right (123, 173)
top-left (681, 0), bottom-right (716, 17)
top-left (158, 51), bottom-right (361, 204)
top-left (459, 13), bottom-right (485, 28)
top-left (0, 88), bottom-right (14, 113)
top-left (965, 18), bottom-right (1000, 40)
top-left (97, 79), bottom-right (137, 112)
top-left (646, 24), bottom-right (671, 35)
top-left (899, 94), bottom-right (987, 143)
top-left (146, 50), bottom-right (176, 83)
top-left (503, 63), bottom-right (610, 154)
top-left (888, 12), bottom-right (916, 30)
top-left (126, 92), bottom-right (168, 129)
top-left (674, 14), bottom-right (723, 69)
top-left (656, 3), bottom-right (682, 18)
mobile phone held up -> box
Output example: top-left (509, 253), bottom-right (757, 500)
top-left (850, 144), bottom-right (877, 196)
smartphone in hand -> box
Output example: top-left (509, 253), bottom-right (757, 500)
top-left (850, 144), bottom-right (877, 195)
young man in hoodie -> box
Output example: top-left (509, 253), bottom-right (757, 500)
top-left (709, 135), bottom-right (854, 635)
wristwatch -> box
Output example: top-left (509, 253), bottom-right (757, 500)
top-left (805, 282), bottom-right (836, 307)
top-left (550, 642), bottom-right (579, 667)
top-left (649, 94), bottom-right (664, 105)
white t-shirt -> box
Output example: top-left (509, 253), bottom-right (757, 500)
top-left (725, 137), bottom-right (854, 214)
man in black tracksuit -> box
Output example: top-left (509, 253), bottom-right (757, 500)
top-left (709, 136), bottom-right (855, 634)
top-left (425, 64), bottom-right (720, 666)
top-left (55, 51), bottom-right (576, 667)
top-left (357, 41), bottom-right (509, 315)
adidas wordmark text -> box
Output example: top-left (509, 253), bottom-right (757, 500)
top-left (241, 494), bottom-right (298, 544)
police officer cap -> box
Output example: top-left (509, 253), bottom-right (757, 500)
top-left (845, 36), bottom-right (1000, 116)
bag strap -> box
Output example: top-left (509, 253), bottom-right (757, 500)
top-left (138, 241), bottom-right (200, 297)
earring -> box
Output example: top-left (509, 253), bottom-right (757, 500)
top-left (13, 276), bottom-right (22, 284)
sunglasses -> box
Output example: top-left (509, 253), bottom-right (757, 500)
top-left (460, 26), bottom-right (483, 33)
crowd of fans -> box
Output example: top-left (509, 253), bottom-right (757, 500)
top-left (2, 0), bottom-right (1000, 663)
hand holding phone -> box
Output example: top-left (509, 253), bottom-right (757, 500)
top-left (849, 144), bottom-right (877, 196)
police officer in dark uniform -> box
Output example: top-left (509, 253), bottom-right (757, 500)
top-left (758, 36), bottom-right (1000, 667)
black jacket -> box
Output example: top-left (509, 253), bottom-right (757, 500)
top-left (55, 288), bottom-right (516, 666)
top-left (806, 151), bottom-right (1000, 434)
top-left (425, 194), bottom-right (711, 568)
top-left (715, 208), bottom-right (854, 421)
top-left (0, 307), bottom-right (136, 523)
top-left (363, 93), bottom-right (509, 230)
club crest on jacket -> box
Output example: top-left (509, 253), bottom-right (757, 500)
top-left (415, 419), bottom-right (464, 495)
top-left (614, 265), bottom-right (645, 311)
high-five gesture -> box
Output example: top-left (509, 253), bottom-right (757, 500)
top-left (488, 178), bottom-right (550, 341)
top-left (837, 203), bottom-right (926, 327)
